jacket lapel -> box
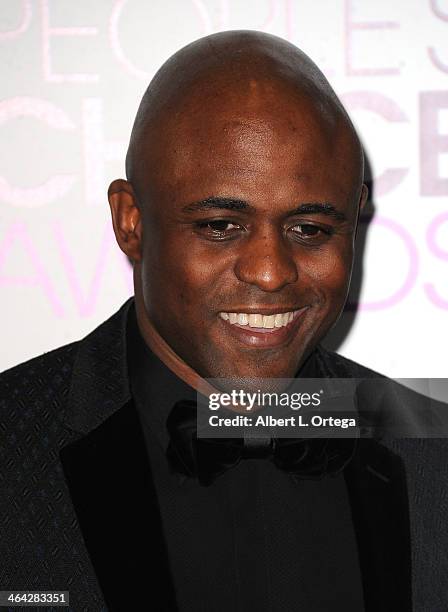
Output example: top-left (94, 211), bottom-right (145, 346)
top-left (60, 399), bottom-right (177, 611)
top-left (344, 438), bottom-right (412, 611)
top-left (59, 299), bottom-right (177, 611)
top-left (316, 345), bottom-right (413, 610)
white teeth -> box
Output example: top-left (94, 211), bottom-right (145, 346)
top-left (219, 310), bottom-right (299, 328)
top-left (249, 314), bottom-right (263, 327)
top-left (238, 313), bottom-right (249, 326)
top-left (263, 315), bottom-right (275, 328)
top-left (274, 314), bottom-right (283, 328)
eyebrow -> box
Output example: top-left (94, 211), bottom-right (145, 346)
top-left (182, 196), bottom-right (347, 222)
top-left (182, 197), bottom-right (252, 212)
top-left (289, 203), bottom-right (347, 222)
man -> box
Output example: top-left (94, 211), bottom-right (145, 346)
top-left (0, 30), bottom-right (446, 612)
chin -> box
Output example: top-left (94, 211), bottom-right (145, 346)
top-left (207, 357), bottom-right (302, 382)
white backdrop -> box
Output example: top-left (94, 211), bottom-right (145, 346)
top-left (1, 0), bottom-right (447, 376)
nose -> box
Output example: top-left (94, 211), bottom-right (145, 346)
top-left (233, 226), bottom-right (298, 292)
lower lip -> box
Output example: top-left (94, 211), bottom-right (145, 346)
top-left (218, 309), bottom-right (308, 348)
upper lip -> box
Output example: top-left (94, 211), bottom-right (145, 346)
top-left (218, 306), bottom-right (307, 315)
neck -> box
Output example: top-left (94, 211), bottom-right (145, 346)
top-left (133, 265), bottom-right (217, 398)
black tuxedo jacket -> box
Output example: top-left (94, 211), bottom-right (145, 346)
top-left (1, 298), bottom-right (447, 611)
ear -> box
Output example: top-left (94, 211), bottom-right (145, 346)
top-left (359, 183), bottom-right (369, 214)
top-left (108, 179), bottom-right (142, 263)
top-left (354, 183), bottom-right (369, 241)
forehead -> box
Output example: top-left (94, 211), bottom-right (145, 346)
top-left (139, 80), bottom-right (360, 207)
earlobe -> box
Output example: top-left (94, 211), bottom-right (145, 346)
top-left (108, 179), bottom-right (142, 263)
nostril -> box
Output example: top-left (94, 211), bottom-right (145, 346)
top-left (234, 257), bottom-right (298, 292)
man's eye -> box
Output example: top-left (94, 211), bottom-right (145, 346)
top-left (197, 220), bottom-right (242, 235)
top-left (289, 224), bottom-right (333, 241)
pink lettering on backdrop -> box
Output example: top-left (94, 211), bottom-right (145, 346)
top-left (52, 220), bottom-right (132, 317)
top-left (424, 211), bottom-right (448, 309)
top-left (0, 97), bottom-right (76, 207)
top-left (184, 1), bottom-right (281, 37)
top-left (353, 216), bottom-right (418, 311)
top-left (0, 0), bottom-right (32, 40)
top-left (82, 98), bottom-right (125, 207)
top-left (0, 96), bottom-right (75, 129)
top-left (217, 0), bottom-right (229, 30)
top-left (427, 211), bottom-right (448, 261)
top-left (428, 0), bottom-right (448, 73)
top-left (341, 92), bottom-right (409, 196)
top-left (110, 0), bottom-right (209, 80)
top-left (199, 0), bottom-right (279, 32)
top-left (109, 0), bottom-right (281, 80)
top-left (257, 0), bottom-right (280, 31)
top-left (344, 0), bottom-right (400, 76)
top-left (109, 0), bottom-right (154, 80)
top-left (190, 0), bottom-right (214, 32)
top-left (190, 0), bottom-right (280, 34)
top-left (41, 0), bottom-right (99, 83)
top-left (420, 91), bottom-right (448, 196)
top-left (0, 223), bottom-right (65, 316)
top-left (285, 0), bottom-right (294, 40)
top-left (212, 0), bottom-right (282, 37)
top-left (430, 0), bottom-right (448, 20)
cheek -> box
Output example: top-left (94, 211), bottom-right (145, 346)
top-left (143, 235), bottom-right (220, 318)
top-left (303, 247), bottom-right (352, 300)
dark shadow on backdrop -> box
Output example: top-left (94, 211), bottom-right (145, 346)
top-left (323, 149), bottom-right (375, 352)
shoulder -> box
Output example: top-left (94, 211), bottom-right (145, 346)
top-left (315, 345), bottom-right (385, 379)
top-left (0, 340), bottom-right (79, 394)
top-left (0, 340), bottom-right (80, 429)
top-left (0, 299), bottom-right (132, 431)
top-left (0, 298), bottom-right (133, 404)
top-left (0, 341), bottom-right (84, 504)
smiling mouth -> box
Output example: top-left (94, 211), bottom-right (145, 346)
top-left (220, 309), bottom-right (300, 329)
top-left (218, 308), bottom-right (308, 348)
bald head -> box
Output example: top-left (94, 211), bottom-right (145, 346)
top-left (109, 30), bottom-right (368, 381)
top-left (125, 30), bottom-right (362, 202)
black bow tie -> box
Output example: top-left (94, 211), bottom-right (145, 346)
top-left (166, 400), bottom-right (357, 486)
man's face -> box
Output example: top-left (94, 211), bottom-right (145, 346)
top-left (135, 86), bottom-right (363, 380)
